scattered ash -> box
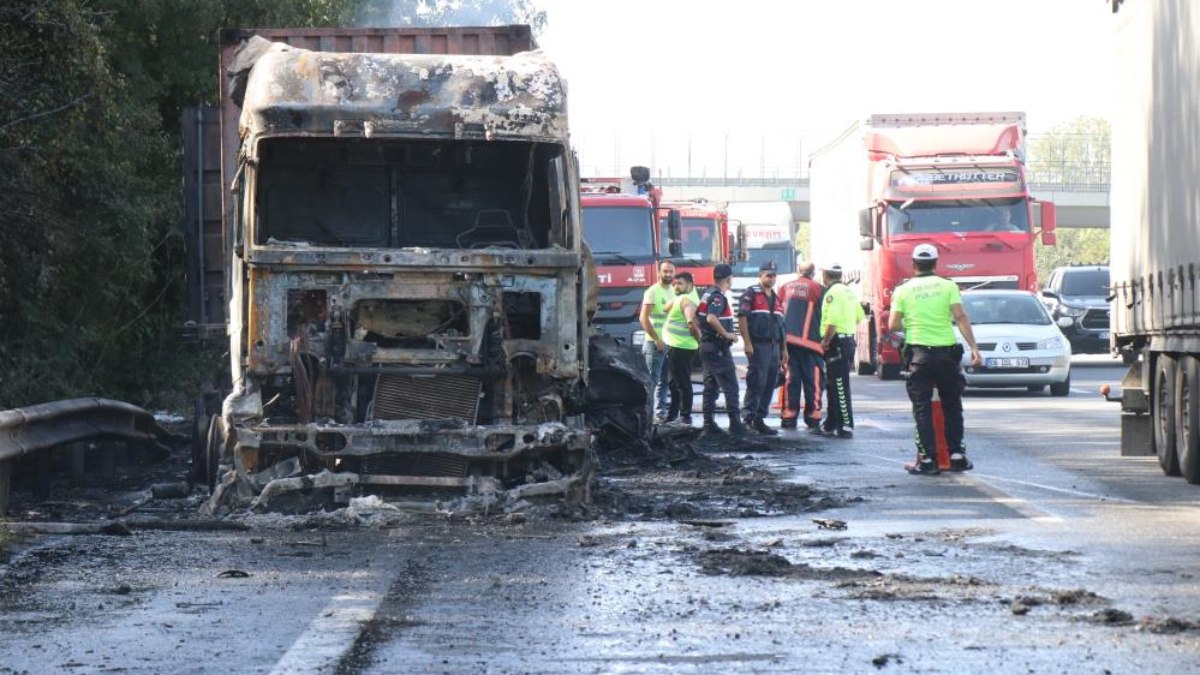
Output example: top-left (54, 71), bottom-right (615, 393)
top-left (697, 547), bottom-right (881, 580)
top-left (1139, 616), bottom-right (1200, 634)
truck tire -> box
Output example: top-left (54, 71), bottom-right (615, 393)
top-left (856, 359), bottom-right (876, 376)
top-left (1175, 355), bottom-right (1200, 484)
top-left (1154, 355), bottom-right (1182, 477)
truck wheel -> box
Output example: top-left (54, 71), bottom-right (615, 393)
top-left (1154, 355), bottom-right (1182, 476)
top-left (856, 359), bottom-right (876, 376)
top-left (1175, 355), bottom-right (1200, 484)
top-left (204, 414), bottom-right (225, 493)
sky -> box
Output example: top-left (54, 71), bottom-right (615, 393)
top-left (534, 0), bottom-right (1116, 178)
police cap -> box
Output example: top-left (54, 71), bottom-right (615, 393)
top-left (713, 263), bottom-right (733, 280)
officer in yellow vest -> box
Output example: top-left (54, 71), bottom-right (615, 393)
top-left (888, 244), bottom-right (982, 475)
top-left (663, 271), bottom-right (701, 425)
top-left (818, 263), bottom-right (865, 437)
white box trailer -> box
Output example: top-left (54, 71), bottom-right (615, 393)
top-left (1109, 0), bottom-right (1200, 483)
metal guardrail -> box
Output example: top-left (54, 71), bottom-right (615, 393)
top-left (0, 398), bottom-right (175, 515)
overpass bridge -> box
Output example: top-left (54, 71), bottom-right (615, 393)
top-left (657, 177), bottom-right (1110, 228)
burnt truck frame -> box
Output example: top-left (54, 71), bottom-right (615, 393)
top-left (195, 28), bottom-right (647, 512)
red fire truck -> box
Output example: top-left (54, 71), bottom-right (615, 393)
top-left (809, 112), bottom-right (1058, 379)
top-left (580, 167), bottom-right (680, 345)
top-left (659, 199), bottom-right (732, 288)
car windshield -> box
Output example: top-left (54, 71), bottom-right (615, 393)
top-left (887, 197), bottom-right (1029, 235)
top-left (962, 294), bottom-right (1051, 325)
top-left (583, 206), bottom-right (655, 260)
top-left (736, 247), bottom-right (797, 276)
top-left (1061, 269), bottom-right (1109, 297)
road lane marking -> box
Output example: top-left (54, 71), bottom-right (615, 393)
top-left (270, 589), bottom-right (382, 675)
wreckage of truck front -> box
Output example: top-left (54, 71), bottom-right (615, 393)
top-left (202, 38), bottom-right (649, 513)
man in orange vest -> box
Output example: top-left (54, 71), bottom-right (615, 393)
top-left (778, 261), bottom-right (825, 431)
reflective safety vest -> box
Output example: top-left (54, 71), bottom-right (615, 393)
top-left (642, 283), bottom-right (672, 337)
top-left (663, 289), bottom-right (700, 350)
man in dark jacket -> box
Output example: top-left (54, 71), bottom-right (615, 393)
top-left (697, 263), bottom-right (747, 437)
top-left (737, 260), bottom-right (786, 435)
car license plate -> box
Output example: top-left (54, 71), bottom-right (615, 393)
top-left (985, 357), bottom-right (1029, 369)
top-left (1099, 332), bottom-right (1109, 340)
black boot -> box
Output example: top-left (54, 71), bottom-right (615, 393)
top-left (752, 418), bottom-right (778, 436)
top-left (727, 415), bottom-right (748, 437)
top-left (700, 415), bottom-right (726, 437)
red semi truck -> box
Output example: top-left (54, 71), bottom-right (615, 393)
top-left (809, 112), bottom-right (1058, 379)
top-left (580, 169), bottom-right (680, 346)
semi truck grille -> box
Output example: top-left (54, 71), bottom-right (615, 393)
top-left (370, 374), bottom-right (481, 423)
top-left (1081, 309), bottom-right (1110, 330)
top-left (359, 452), bottom-right (469, 477)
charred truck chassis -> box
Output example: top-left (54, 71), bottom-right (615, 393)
top-left (202, 34), bottom-right (647, 512)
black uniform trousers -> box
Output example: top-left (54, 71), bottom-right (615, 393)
top-left (666, 346), bottom-right (698, 420)
top-left (742, 340), bottom-right (781, 423)
top-left (822, 336), bottom-right (856, 431)
top-left (700, 341), bottom-right (740, 420)
top-left (784, 344), bottom-right (824, 428)
top-left (905, 345), bottom-right (966, 462)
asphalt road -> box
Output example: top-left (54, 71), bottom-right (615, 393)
top-left (2, 354), bottom-right (1200, 674)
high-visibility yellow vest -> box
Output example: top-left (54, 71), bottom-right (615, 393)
top-left (663, 290), bottom-right (700, 350)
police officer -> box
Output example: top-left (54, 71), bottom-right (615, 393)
top-left (819, 264), bottom-right (864, 437)
top-left (639, 260), bottom-right (677, 423)
top-left (738, 260), bottom-right (786, 435)
top-left (778, 261), bottom-right (825, 431)
top-left (697, 263), bottom-right (747, 437)
top-left (663, 271), bottom-right (701, 426)
top-left (888, 244), bottom-right (982, 475)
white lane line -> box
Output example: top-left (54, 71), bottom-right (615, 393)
top-left (1070, 388), bottom-right (1092, 395)
top-left (270, 589), bottom-right (383, 675)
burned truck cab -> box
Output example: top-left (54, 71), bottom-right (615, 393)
top-left (207, 38), bottom-right (599, 510)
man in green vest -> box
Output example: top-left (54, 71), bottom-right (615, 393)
top-left (663, 271), bottom-right (701, 425)
top-left (889, 244), bottom-right (983, 475)
top-left (639, 260), bottom-right (676, 423)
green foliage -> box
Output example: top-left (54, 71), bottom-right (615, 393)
top-left (0, 0), bottom-right (363, 409)
top-left (1036, 229), bottom-right (1110, 283)
top-left (1028, 116), bottom-right (1110, 187)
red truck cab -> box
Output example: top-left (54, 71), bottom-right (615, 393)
top-left (580, 169), bottom-right (672, 345)
top-left (658, 199), bottom-right (731, 287)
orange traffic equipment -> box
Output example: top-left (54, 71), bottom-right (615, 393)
top-left (930, 389), bottom-right (952, 471)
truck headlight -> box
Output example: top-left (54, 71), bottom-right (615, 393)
top-left (1057, 304), bottom-right (1086, 318)
top-left (1037, 336), bottom-right (1064, 350)
top-left (632, 330), bottom-right (646, 347)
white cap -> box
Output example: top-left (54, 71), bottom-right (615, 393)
top-left (912, 244), bottom-right (939, 261)
top-left (826, 263), bottom-right (843, 273)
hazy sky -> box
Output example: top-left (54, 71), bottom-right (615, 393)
top-left (535, 0), bottom-right (1115, 177)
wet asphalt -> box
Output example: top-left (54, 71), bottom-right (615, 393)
top-left (2, 355), bottom-right (1200, 674)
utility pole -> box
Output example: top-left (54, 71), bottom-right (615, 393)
top-left (724, 133), bottom-right (729, 182)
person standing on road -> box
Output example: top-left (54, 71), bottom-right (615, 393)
top-left (778, 261), bottom-right (825, 431)
top-left (818, 264), bottom-right (864, 438)
top-left (888, 244), bottom-right (982, 475)
top-left (697, 263), bottom-right (747, 437)
top-left (738, 260), bottom-right (786, 436)
top-left (663, 271), bottom-right (701, 426)
top-left (639, 260), bottom-right (676, 423)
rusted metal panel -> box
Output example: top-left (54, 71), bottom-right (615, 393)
top-left (0, 399), bottom-right (168, 463)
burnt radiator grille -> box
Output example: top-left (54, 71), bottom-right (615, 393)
top-left (370, 374), bottom-right (481, 423)
top-left (360, 452), bottom-right (469, 477)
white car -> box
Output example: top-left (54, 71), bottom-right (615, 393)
top-left (955, 290), bottom-right (1073, 396)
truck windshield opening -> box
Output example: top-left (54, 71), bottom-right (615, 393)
top-left (582, 206), bottom-right (654, 260)
top-left (254, 138), bottom-right (566, 249)
top-left (887, 197), bottom-right (1029, 235)
top-left (659, 217), bottom-right (719, 261)
top-left (736, 246), bottom-right (796, 276)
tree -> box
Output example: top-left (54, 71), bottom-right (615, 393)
top-left (355, 0), bottom-right (548, 33)
top-left (1027, 116), bottom-right (1112, 281)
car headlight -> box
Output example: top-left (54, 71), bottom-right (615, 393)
top-left (1057, 304), bottom-right (1086, 318)
top-left (1037, 336), bottom-right (1064, 350)
top-left (632, 330), bottom-right (646, 347)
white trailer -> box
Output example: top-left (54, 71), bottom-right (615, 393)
top-left (1109, 0), bottom-right (1200, 483)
